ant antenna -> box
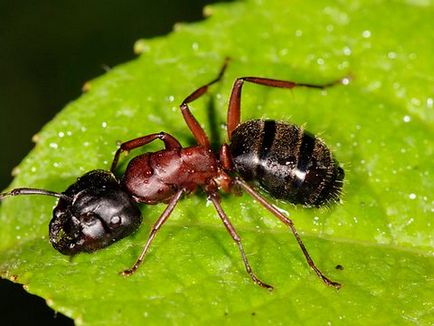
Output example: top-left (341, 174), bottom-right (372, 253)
top-left (0, 188), bottom-right (71, 201)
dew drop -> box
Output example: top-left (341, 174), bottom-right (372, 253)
top-left (403, 115), bottom-right (411, 123)
top-left (362, 30), bottom-right (371, 38)
top-left (387, 51), bottom-right (397, 59)
top-left (279, 48), bottom-right (288, 56)
top-left (341, 77), bottom-right (350, 85)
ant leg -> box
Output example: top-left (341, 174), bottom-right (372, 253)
top-left (122, 189), bottom-right (184, 276)
top-left (235, 178), bottom-right (341, 289)
top-left (180, 57), bottom-right (230, 147)
top-left (208, 192), bottom-right (273, 290)
top-left (227, 76), bottom-right (347, 138)
top-left (111, 132), bottom-right (181, 172)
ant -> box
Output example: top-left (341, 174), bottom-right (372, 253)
top-left (1, 58), bottom-right (345, 290)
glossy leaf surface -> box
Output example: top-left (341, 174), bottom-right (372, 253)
top-left (1, 0), bottom-right (433, 324)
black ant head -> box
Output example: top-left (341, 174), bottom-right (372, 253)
top-left (1, 170), bottom-right (142, 255)
top-left (49, 170), bottom-right (142, 254)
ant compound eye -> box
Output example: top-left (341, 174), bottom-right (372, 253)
top-left (81, 212), bottom-right (99, 226)
top-left (109, 215), bottom-right (122, 228)
top-left (80, 214), bottom-right (106, 238)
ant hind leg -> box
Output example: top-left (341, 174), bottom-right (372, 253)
top-left (235, 178), bottom-right (341, 289)
top-left (226, 75), bottom-right (347, 138)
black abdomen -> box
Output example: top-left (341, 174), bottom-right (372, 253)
top-left (229, 120), bottom-right (344, 207)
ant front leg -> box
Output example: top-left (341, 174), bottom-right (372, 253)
top-left (122, 189), bottom-right (184, 276)
top-left (226, 76), bottom-right (347, 138)
top-left (179, 57), bottom-right (230, 147)
top-left (111, 132), bottom-right (181, 172)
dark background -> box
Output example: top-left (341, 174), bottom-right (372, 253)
top-left (0, 1), bottom-right (228, 324)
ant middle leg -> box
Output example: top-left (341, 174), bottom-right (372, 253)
top-left (111, 132), bottom-right (181, 172)
top-left (208, 191), bottom-right (273, 290)
top-left (122, 189), bottom-right (184, 276)
top-left (179, 57), bottom-right (230, 147)
top-left (226, 76), bottom-right (347, 138)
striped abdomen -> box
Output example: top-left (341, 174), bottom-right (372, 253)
top-left (229, 120), bottom-right (344, 207)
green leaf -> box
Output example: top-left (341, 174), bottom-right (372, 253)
top-left (1, 0), bottom-right (433, 324)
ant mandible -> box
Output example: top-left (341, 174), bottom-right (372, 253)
top-left (1, 58), bottom-right (345, 290)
